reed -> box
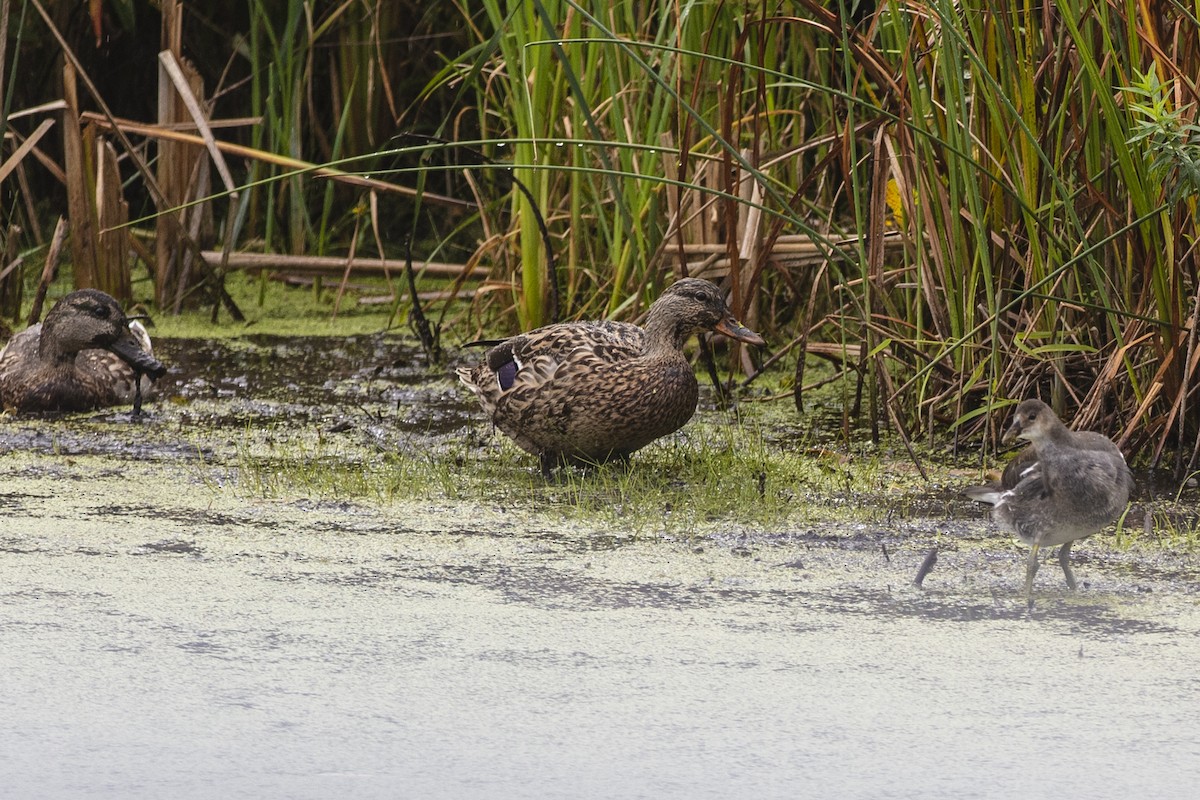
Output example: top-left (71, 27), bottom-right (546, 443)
top-left (429, 0), bottom-right (1199, 470)
top-left (3, 1), bottom-right (1198, 470)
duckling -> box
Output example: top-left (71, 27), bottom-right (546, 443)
top-left (966, 399), bottom-right (1133, 603)
top-left (457, 278), bottom-right (765, 475)
top-left (0, 289), bottom-right (167, 413)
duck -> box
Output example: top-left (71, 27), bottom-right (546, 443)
top-left (457, 278), bottom-right (765, 475)
top-left (965, 399), bottom-right (1133, 604)
top-left (0, 288), bottom-right (167, 413)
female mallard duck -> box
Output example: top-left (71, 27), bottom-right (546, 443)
top-left (0, 289), bottom-right (167, 413)
top-left (457, 278), bottom-right (765, 475)
top-left (966, 399), bottom-right (1133, 603)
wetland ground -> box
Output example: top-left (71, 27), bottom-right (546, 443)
top-left (2, 334), bottom-right (1199, 799)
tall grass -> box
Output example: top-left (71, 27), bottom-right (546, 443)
top-left (3, 1), bottom-right (1198, 469)
top-left (869, 0), bottom-right (1198, 467)
top-left (426, 0), bottom-right (1199, 469)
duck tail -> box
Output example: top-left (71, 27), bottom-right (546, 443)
top-left (455, 365), bottom-right (478, 391)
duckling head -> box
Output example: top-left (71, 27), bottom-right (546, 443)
top-left (645, 278), bottom-right (766, 350)
top-left (39, 289), bottom-right (167, 378)
top-left (1001, 399), bottom-right (1058, 445)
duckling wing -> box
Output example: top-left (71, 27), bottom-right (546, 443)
top-left (964, 446), bottom-right (1039, 504)
top-left (990, 446), bottom-right (1130, 547)
top-left (1039, 446), bottom-right (1132, 521)
top-left (985, 468), bottom-right (1052, 543)
top-left (999, 446), bottom-right (1039, 488)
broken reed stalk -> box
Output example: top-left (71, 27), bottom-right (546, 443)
top-left (197, 251), bottom-right (477, 278)
top-left (27, 216), bottom-right (68, 326)
top-left (403, 235), bottom-right (441, 364)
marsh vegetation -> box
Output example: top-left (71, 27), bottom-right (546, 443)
top-left (1, 1), bottom-right (1199, 483)
top-left (5, 9), bottom-right (1200, 793)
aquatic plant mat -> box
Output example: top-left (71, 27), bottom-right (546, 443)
top-left (2, 334), bottom-right (1196, 584)
top-left (3, 335), bottom-right (1200, 796)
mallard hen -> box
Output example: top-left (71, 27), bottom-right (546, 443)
top-left (457, 278), bottom-right (765, 474)
top-left (0, 289), bottom-right (167, 413)
top-left (966, 399), bottom-right (1132, 603)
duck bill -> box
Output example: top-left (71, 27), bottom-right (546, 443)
top-left (714, 316), bottom-right (765, 347)
top-left (108, 328), bottom-right (168, 380)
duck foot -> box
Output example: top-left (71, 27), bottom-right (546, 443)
top-left (131, 371), bottom-right (145, 416)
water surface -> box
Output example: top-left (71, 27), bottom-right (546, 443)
top-left (1, 336), bottom-right (1198, 798)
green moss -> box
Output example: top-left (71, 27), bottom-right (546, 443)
top-left (150, 270), bottom-right (458, 339)
top-left (12, 270), bottom-right (468, 341)
top-left (225, 402), bottom-right (929, 535)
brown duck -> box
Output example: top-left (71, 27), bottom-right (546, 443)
top-left (966, 399), bottom-right (1133, 604)
top-left (0, 289), bottom-right (167, 413)
top-left (457, 278), bottom-right (765, 474)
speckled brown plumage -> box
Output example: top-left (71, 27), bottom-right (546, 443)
top-left (0, 289), bottom-right (167, 413)
top-left (457, 279), bottom-right (765, 474)
top-left (965, 399), bottom-right (1133, 603)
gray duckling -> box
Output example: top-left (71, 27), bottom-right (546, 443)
top-left (966, 399), bottom-right (1133, 603)
top-left (457, 278), bottom-right (765, 475)
top-left (0, 289), bottom-right (167, 413)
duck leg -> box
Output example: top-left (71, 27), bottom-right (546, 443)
top-left (1058, 540), bottom-right (1077, 590)
top-left (1023, 542), bottom-right (1041, 606)
top-left (132, 369), bottom-right (144, 416)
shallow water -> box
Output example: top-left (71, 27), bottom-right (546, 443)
top-left (2, 336), bottom-right (1199, 799)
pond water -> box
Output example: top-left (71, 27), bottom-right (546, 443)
top-left (1, 336), bottom-right (1198, 799)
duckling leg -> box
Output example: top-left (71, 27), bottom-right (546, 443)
top-left (1058, 540), bottom-right (1077, 590)
top-left (1023, 543), bottom-right (1041, 606)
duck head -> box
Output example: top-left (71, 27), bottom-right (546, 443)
top-left (39, 289), bottom-right (167, 379)
top-left (1002, 399), bottom-right (1058, 444)
top-left (646, 278), bottom-right (766, 350)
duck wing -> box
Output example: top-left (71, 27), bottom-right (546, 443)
top-left (0, 324), bottom-right (40, 366)
top-left (74, 321), bottom-right (164, 404)
top-left (510, 320), bottom-right (644, 364)
top-left (457, 320), bottom-right (645, 411)
top-left (490, 346), bottom-right (699, 462)
top-left (0, 326), bottom-right (39, 409)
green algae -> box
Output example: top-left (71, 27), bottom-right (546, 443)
top-left (5, 447), bottom-right (1200, 798)
top-left (1, 329), bottom-right (1196, 560)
